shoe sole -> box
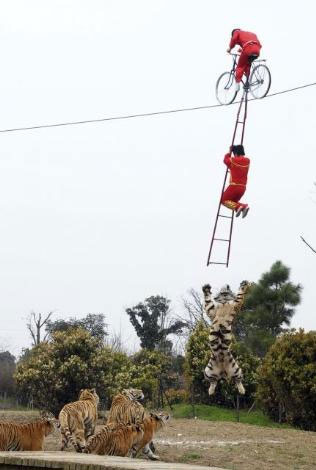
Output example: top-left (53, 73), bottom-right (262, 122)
top-left (242, 207), bottom-right (249, 218)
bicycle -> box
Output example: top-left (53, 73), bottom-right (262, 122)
top-left (215, 53), bottom-right (271, 105)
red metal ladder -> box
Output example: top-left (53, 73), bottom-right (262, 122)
top-left (206, 88), bottom-right (249, 267)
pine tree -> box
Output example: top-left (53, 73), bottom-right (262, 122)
top-left (234, 261), bottom-right (302, 357)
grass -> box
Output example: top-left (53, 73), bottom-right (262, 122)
top-left (179, 452), bottom-right (202, 462)
top-left (169, 403), bottom-right (291, 428)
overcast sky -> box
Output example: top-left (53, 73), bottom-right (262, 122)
top-left (0, 0), bottom-right (315, 356)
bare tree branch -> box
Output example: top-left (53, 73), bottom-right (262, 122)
top-left (26, 312), bottom-right (54, 346)
top-left (300, 235), bottom-right (316, 254)
top-left (176, 288), bottom-right (209, 335)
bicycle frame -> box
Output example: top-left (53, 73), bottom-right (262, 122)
top-left (229, 53), bottom-right (266, 86)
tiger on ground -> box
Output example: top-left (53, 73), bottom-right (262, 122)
top-left (107, 388), bottom-right (164, 460)
top-left (203, 280), bottom-right (252, 396)
top-left (0, 413), bottom-right (57, 451)
top-left (132, 412), bottom-right (170, 460)
top-left (107, 388), bottom-right (145, 425)
top-left (58, 388), bottom-right (99, 452)
top-left (84, 422), bottom-right (143, 457)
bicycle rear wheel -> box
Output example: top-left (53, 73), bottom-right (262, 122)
top-left (249, 64), bottom-right (271, 99)
top-left (215, 72), bottom-right (238, 105)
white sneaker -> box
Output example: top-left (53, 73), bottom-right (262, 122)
top-left (235, 81), bottom-right (240, 92)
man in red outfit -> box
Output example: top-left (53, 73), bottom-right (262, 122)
top-left (221, 145), bottom-right (250, 218)
top-left (227, 29), bottom-right (262, 88)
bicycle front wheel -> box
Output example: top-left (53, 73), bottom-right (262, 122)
top-left (249, 64), bottom-right (271, 99)
top-left (215, 72), bottom-right (238, 105)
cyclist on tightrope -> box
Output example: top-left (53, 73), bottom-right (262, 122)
top-left (221, 145), bottom-right (250, 218)
top-left (227, 29), bottom-right (262, 91)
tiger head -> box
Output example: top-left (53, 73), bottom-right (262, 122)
top-left (239, 280), bottom-right (253, 293)
top-left (214, 284), bottom-right (236, 304)
top-left (148, 411), bottom-right (170, 431)
top-left (39, 411), bottom-right (59, 433)
top-left (122, 388), bottom-right (144, 401)
top-left (79, 388), bottom-right (99, 404)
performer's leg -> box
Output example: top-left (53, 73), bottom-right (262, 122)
top-left (243, 45), bottom-right (261, 80)
top-left (221, 186), bottom-right (246, 211)
top-left (235, 52), bottom-right (249, 82)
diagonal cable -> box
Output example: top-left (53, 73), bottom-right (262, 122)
top-left (0, 81), bottom-right (315, 134)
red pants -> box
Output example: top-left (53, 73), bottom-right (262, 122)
top-left (221, 185), bottom-right (247, 211)
top-left (235, 44), bottom-right (261, 83)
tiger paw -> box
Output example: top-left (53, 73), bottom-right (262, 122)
top-left (202, 284), bottom-right (211, 294)
top-left (236, 382), bottom-right (245, 395)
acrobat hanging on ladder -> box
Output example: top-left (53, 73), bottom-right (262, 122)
top-left (221, 145), bottom-right (250, 218)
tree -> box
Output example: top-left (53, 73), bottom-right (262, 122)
top-left (45, 313), bottom-right (107, 342)
top-left (26, 312), bottom-right (53, 346)
top-left (126, 295), bottom-right (185, 351)
top-left (234, 261), bottom-right (302, 357)
top-left (130, 349), bottom-right (172, 406)
top-left (178, 288), bottom-right (207, 333)
top-left (257, 330), bottom-right (316, 430)
top-left (0, 351), bottom-right (16, 397)
top-left (15, 328), bottom-right (129, 415)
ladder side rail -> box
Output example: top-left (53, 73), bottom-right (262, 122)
top-left (226, 211), bottom-right (234, 267)
top-left (241, 89), bottom-right (249, 145)
top-left (206, 167), bottom-right (229, 266)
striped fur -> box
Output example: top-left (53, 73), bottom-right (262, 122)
top-left (84, 422), bottom-right (143, 456)
top-left (58, 388), bottom-right (99, 452)
top-left (107, 389), bottom-right (145, 426)
top-left (203, 281), bottom-right (251, 395)
top-left (133, 412), bottom-right (170, 461)
top-left (0, 416), bottom-right (55, 451)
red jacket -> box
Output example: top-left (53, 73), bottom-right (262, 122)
top-left (229, 30), bottom-right (261, 51)
top-left (224, 153), bottom-right (250, 186)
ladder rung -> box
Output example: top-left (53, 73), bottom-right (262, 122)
top-left (209, 262), bottom-right (228, 265)
top-left (218, 214), bottom-right (232, 219)
top-left (214, 238), bottom-right (230, 242)
top-left (237, 121), bottom-right (244, 124)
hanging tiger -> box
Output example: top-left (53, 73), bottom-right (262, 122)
top-left (58, 388), bottom-right (99, 452)
top-left (84, 422), bottom-right (144, 457)
top-left (203, 280), bottom-right (251, 396)
top-left (0, 413), bottom-right (57, 451)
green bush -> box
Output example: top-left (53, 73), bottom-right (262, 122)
top-left (165, 388), bottom-right (189, 405)
top-left (257, 329), bottom-right (316, 430)
top-left (185, 321), bottom-right (260, 407)
top-left (15, 330), bottom-right (174, 415)
top-left (130, 349), bottom-right (172, 406)
top-left (15, 328), bottom-right (132, 415)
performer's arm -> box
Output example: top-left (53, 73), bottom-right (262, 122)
top-left (229, 30), bottom-right (239, 50)
top-left (223, 153), bottom-right (232, 168)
